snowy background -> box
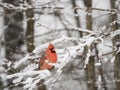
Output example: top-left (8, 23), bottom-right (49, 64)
top-left (0, 0), bottom-right (120, 90)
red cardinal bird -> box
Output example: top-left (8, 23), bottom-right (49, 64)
top-left (39, 43), bottom-right (57, 70)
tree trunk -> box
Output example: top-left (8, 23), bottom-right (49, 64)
top-left (114, 51), bottom-right (120, 90)
top-left (84, 1), bottom-right (96, 90)
top-left (86, 56), bottom-right (97, 90)
top-left (25, 0), bottom-right (35, 53)
top-left (84, 0), bottom-right (92, 30)
top-left (71, 0), bottom-right (82, 37)
top-left (110, 0), bottom-right (118, 31)
top-left (94, 43), bottom-right (107, 90)
top-left (110, 0), bottom-right (120, 90)
top-left (0, 77), bottom-right (4, 90)
top-left (3, 0), bottom-right (24, 61)
top-left (3, 0), bottom-right (24, 89)
top-left (25, 1), bottom-right (46, 90)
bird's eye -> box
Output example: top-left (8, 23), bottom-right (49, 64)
top-left (50, 48), bottom-right (56, 53)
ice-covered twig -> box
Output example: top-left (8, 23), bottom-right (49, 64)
top-left (7, 33), bottom-right (114, 90)
top-left (84, 47), bottom-right (91, 68)
top-left (61, 19), bottom-right (93, 34)
top-left (6, 70), bottom-right (51, 79)
top-left (14, 54), bottom-right (29, 68)
top-left (33, 36), bottom-right (66, 54)
top-left (110, 29), bottom-right (120, 38)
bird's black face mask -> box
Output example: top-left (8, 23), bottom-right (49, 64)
top-left (50, 47), bottom-right (56, 53)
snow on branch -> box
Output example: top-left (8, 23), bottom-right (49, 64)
top-left (0, 1), bottom-right (119, 14)
top-left (0, 0), bottom-right (61, 11)
top-left (74, 7), bottom-right (119, 13)
top-left (60, 17), bottom-right (93, 34)
top-left (5, 33), bottom-right (97, 89)
top-left (14, 35), bottom-right (81, 69)
top-left (110, 29), bottom-right (120, 38)
top-left (5, 28), bottom-right (120, 89)
top-left (6, 70), bottom-right (51, 80)
top-left (14, 54), bottom-right (30, 69)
